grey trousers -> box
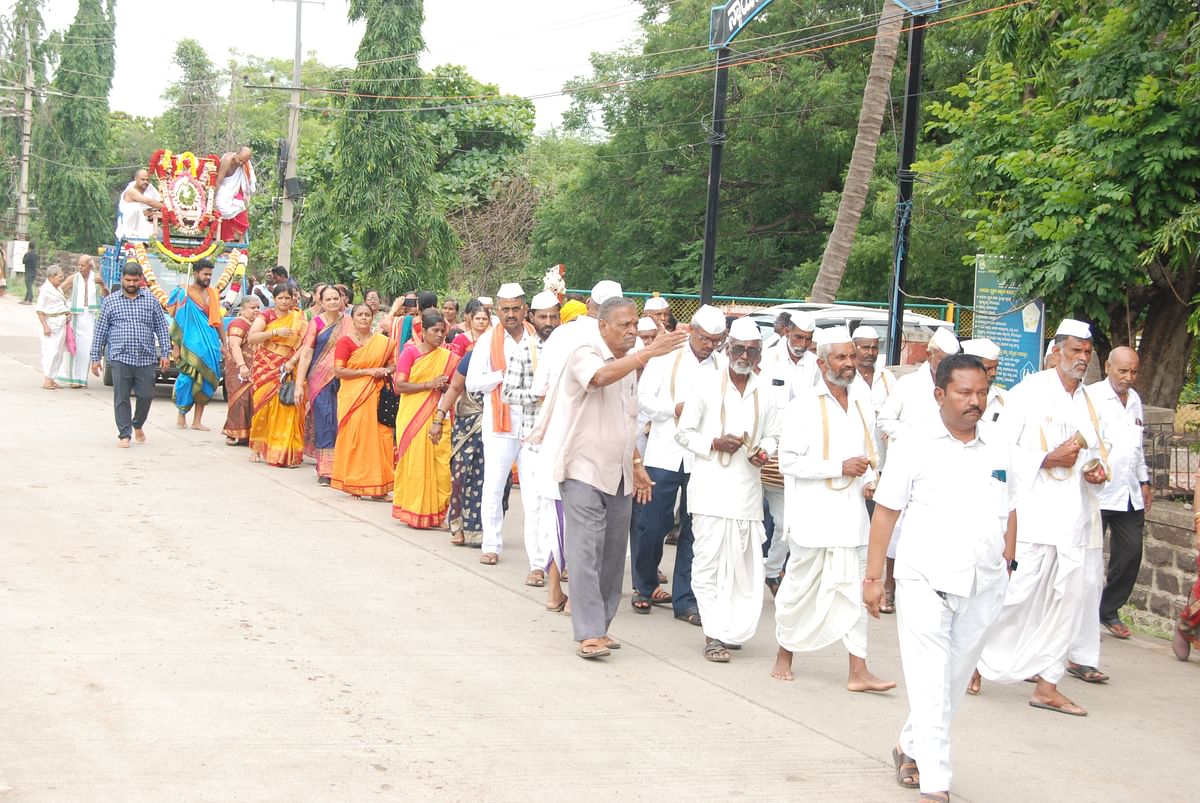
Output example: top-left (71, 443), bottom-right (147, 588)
top-left (561, 478), bottom-right (632, 642)
top-left (111, 360), bottom-right (156, 440)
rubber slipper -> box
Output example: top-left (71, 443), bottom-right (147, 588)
top-left (674, 611), bottom-right (702, 627)
top-left (525, 571), bottom-right (546, 587)
top-left (1103, 621), bottom-right (1131, 640)
top-left (650, 589), bottom-right (673, 606)
top-left (892, 746), bottom-right (919, 789)
top-left (1066, 664), bottom-right (1109, 683)
top-left (631, 593), bottom-right (652, 614)
top-left (546, 596), bottom-right (568, 613)
top-left (576, 644), bottom-right (610, 660)
top-left (604, 636), bottom-right (621, 650)
top-left (1029, 699), bottom-right (1087, 717)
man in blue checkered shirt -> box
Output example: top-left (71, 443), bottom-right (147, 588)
top-left (89, 261), bottom-right (171, 447)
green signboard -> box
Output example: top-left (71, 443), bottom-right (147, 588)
top-left (972, 255), bottom-right (1045, 389)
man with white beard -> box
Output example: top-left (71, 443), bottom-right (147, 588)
top-left (675, 318), bottom-right (780, 662)
top-left (771, 327), bottom-right (893, 692)
top-left (976, 319), bottom-right (1107, 716)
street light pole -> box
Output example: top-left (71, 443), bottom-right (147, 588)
top-left (699, 47), bottom-right (730, 305)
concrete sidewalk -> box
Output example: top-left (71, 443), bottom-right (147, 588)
top-left (0, 293), bottom-right (1193, 801)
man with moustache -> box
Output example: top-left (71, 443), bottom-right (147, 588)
top-left (865, 353), bottom-right (1017, 799)
top-left (675, 318), bottom-right (780, 662)
top-left (850, 325), bottom-right (896, 412)
top-left (771, 327), bottom-right (893, 692)
top-left (977, 319), bottom-right (1107, 716)
top-left (961, 338), bottom-right (1005, 430)
top-left (643, 295), bottom-right (671, 329)
top-left (167, 258), bottom-right (227, 431)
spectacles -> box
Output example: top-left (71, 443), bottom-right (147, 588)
top-left (728, 345), bottom-right (762, 357)
top-left (694, 332), bottom-right (726, 348)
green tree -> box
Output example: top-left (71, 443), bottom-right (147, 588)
top-left (296, 0), bottom-right (457, 295)
top-left (0, 0), bottom-right (51, 232)
top-left (918, 1), bottom-right (1200, 406)
top-left (31, 0), bottom-right (114, 250)
top-left (157, 39), bottom-right (226, 155)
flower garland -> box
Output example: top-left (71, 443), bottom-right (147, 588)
top-left (130, 242), bottom-right (170, 310)
top-left (151, 238), bottom-right (220, 264)
top-left (215, 249), bottom-right (245, 292)
top-left (147, 149), bottom-right (221, 260)
top-left (542, 263), bottom-right (566, 301)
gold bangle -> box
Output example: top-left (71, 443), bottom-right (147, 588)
top-left (632, 457), bottom-right (643, 465)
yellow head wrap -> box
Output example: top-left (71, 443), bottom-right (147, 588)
top-left (560, 299), bottom-right (587, 324)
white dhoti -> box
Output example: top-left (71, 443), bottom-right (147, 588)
top-left (763, 485), bottom-right (787, 579)
top-left (480, 434), bottom-right (541, 568)
top-left (526, 445), bottom-right (561, 573)
top-left (775, 545), bottom-right (867, 657)
top-left (59, 309), bottom-right (95, 387)
top-left (1069, 546), bottom-right (1105, 668)
top-left (978, 543), bottom-right (1087, 685)
top-left (692, 515), bottom-right (766, 645)
top-left (40, 317), bottom-right (68, 379)
top-left (896, 571), bottom-right (1007, 794)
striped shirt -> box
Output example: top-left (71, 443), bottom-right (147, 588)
top-left (89, 288), bottom-right (171, 367)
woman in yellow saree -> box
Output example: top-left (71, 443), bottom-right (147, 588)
top-left (331, 304), bottom-right (396, 499)
top-left (392, 310), bottom-right (458, 528)
top-left (245, 285), bottom-right (307, 466)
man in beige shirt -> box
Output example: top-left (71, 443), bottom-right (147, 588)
top-left (531, 296), bottom-right (685, 659)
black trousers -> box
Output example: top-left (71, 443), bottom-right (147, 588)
top-left (111, 361), bottom-right (156, 440)
top-left (1099, 502), bottom-right (1145, 624)
top-left (23, 270), bottom-right (35, 302)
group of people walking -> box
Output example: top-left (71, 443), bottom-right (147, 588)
top-left (50, 254), bottom-right (1200, 802)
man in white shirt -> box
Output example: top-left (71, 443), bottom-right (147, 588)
top-left (875, 326), bottom-right (961, 613)
top-left (851, 325), bottom-right (896, 413)
top-left (759, 312), bottom-right (821, 593)
top-left (1092, 347), bottom-right (1151, 641)
top-left (977, 319), bottom-right (1107, 716)
top-left (675, 318), bottom-right (780, 662)
top-left (865, 353), bottom-right (1018, 800)
top-left (643, 295), bottom-right (670, 329)
top-left (771, 327), bottom-right (894, 692)
top-left (465, 283), bottom-right (534, 567)
top-left (961, 338), bottom-right (1005, 429)
top-left (632, 304), bottom-right (727, 625)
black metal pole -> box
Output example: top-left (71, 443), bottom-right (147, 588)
top-left (887, 21), bottom-right (926, 366)
top-left (699, 47), bottom-right (730, 305)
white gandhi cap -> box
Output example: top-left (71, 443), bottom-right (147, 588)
top-left (691, 304), bottom-right (727, 335)
top-left (590, 280), bottom-right (623, 304)
top-left (643, 296), bottom-right (669, 311)
top-left (1055, 318), bottom-right (1093, 340)
top-left (961, 337), bottom-right (1000, 360)
top-left (497, 282), bottom-right (524, 300)
top-left (930, 327), bottom-right (961, 355)
top-left (477, 296), bottom-right (493, 305)
top-left (851, 325), bottom-right (880, 341)
top-left (637, 317), bottom-right (657, 333)
top-left (530, 291), bottom-right (559, 311)
top-left (814, 325), bottom-right (854, 347)
top-left (728, 317), bottom-right (761, 341)
top-left (791, 311), bottom-right (816, 331)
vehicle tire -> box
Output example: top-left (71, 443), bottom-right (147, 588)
top-left (102, 359), bottom-right (113, 387)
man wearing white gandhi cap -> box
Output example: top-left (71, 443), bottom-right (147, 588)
top-left (976, 318), bottom-right (1107, 716)
top-left (850, 324), bottom-right (897, 414)
top-left (465, 282), bottom-right (534, 566)
top-left (643, 295), bottom-right (670, 329)
top-left (961, 337), bottom-right (1006, 431)
top-left (875, 325), bottom-right (960, 613)
top-left (501, 291), bottom-right (562, 587)
top-left (771, 326), bottom-right (894, 692)
top-left (675, 317), bottom-right (780, 662)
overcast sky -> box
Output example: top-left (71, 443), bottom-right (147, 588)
top-left (41, 0), bottom-right (647, 131)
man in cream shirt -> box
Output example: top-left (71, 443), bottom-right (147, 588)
top-left (771, 327), bottom-right (893, 692)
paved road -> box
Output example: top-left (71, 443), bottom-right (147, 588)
top-left (0, 294), bottom-right (1193, 801)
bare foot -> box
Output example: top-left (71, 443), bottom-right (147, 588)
top-left (176, 414), bottom-right (187, 429)
top-left (967, 670), bottom-right (981, 695)
top-left (771, 647), bottom-right (794, 681)
top-left (117, 438), bottom-right (131, 449)
top-left (847, 660), bottom-right (896, 693)
top-left (1030, 679), bottom-right (1087, 715)
top-left (133, 429), bottom-right (146, 443)
top-left (191, 423), bottom-right (210, 431)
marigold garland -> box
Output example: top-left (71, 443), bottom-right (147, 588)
top-left (130, 242), bottom-right (169, 310)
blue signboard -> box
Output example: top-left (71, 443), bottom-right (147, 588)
top-left (972, 254), bottom-right (1045, 389)
top-left (709, 0), bottom-right (775, 50)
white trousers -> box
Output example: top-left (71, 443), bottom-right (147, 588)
top-left (1069, 546), bottom-right (1105, 667)
top-left (763, 485), bottom-right (787, 579)
top-left (480, 433), bottom-right (542, 568)
top-left (692, 515), bottom-right (766, 645)
top-left (896, 571), bottom-right (1007, 794)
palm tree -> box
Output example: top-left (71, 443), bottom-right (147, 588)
top-left (809, 0), bottom-right (906, 303)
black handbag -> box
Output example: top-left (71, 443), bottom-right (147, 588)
top-left (278, 368), bottom-right (297, 406)
top-left (377, 379), bottom-right (399, 427)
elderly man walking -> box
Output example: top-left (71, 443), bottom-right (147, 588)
top-left (865, 353), bottom-right (1018, 800)
top-left (632, 304), bottom-right (727, 624)
top-left (771, 327), bottom-right (893, 692)
top-left (34, 264), bottom-right (70, 390)
top-left (57, 255), bottom-right (108, 388)
top-left (977, 319), bottom-right (1107, 716)
top-left (89, 262), bottom-right (171, 447)
top-left (676, 318), bottom-right (780, 662)
top-left (529, 297), bottom-right (685, 659)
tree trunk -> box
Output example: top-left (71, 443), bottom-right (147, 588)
top-left (809, 1), bottom-right (906, 303)
top-left (1137, 288), bottom-right (1195, 408)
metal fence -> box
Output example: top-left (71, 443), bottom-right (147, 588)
top-left (1146, 419), bottom-right (1199, 500)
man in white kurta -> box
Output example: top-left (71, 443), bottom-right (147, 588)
top-left (865, 353), bottom-right (1018, 798)
top-left (961, 338), bottom-right (1006, 435)
top-left (977, 319), bottom-right (1107, 717)
top-left (465, 283), bottom-right (536, 566)
top-left (632, 304), bottom-right (726, 623)
top-left (56, 255), bottom-right (107, 388)
top-left (851, 325), bottom-right (896, 413)
top-left (759, 312), bottom-right (820, 591)
top-left (771, 328), bottom-right (894, 692)
top-left (675, 318), bottom-right (780, 661)
top-left (35, 266), bottom-right (70, 389)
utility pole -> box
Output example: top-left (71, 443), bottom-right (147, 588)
top-left (275, 0), bottom-right (303, 271)
top-left (698, 47), bottom-right (730, 304)
top-left (16, 20), bottom-right (34, 241)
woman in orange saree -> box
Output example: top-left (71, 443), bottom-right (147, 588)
top-left (392, 310), bottom-right (458, 528)
top-left (221, 295), bottom-right (261, 445)
top-left (245, 285), bottom-right (307, 466)
top-left (331, 304), bottom-right (396, 499)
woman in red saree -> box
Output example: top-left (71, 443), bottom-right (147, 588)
top-left (245, 285), bottom-right (307, 466)
top-left (331, 304), bottom-right (396, 499)
top-left (295, 286), bottom-right (351, 485)
top-left (222, 295), bottom-right (261, 445)
top-left (392, 310), bottom-right (458, 528)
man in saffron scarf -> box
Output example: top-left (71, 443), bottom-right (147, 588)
top-left (168, 258), bottom-right (226, 431)
top-left (465, 283), bottom-right (538, 566)
top-left (393, 310), bottom-right (459, 527)
top-left (332, 303), bottom-right (396, 499)
top-left (222, 295), bottom-right (261, 445)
